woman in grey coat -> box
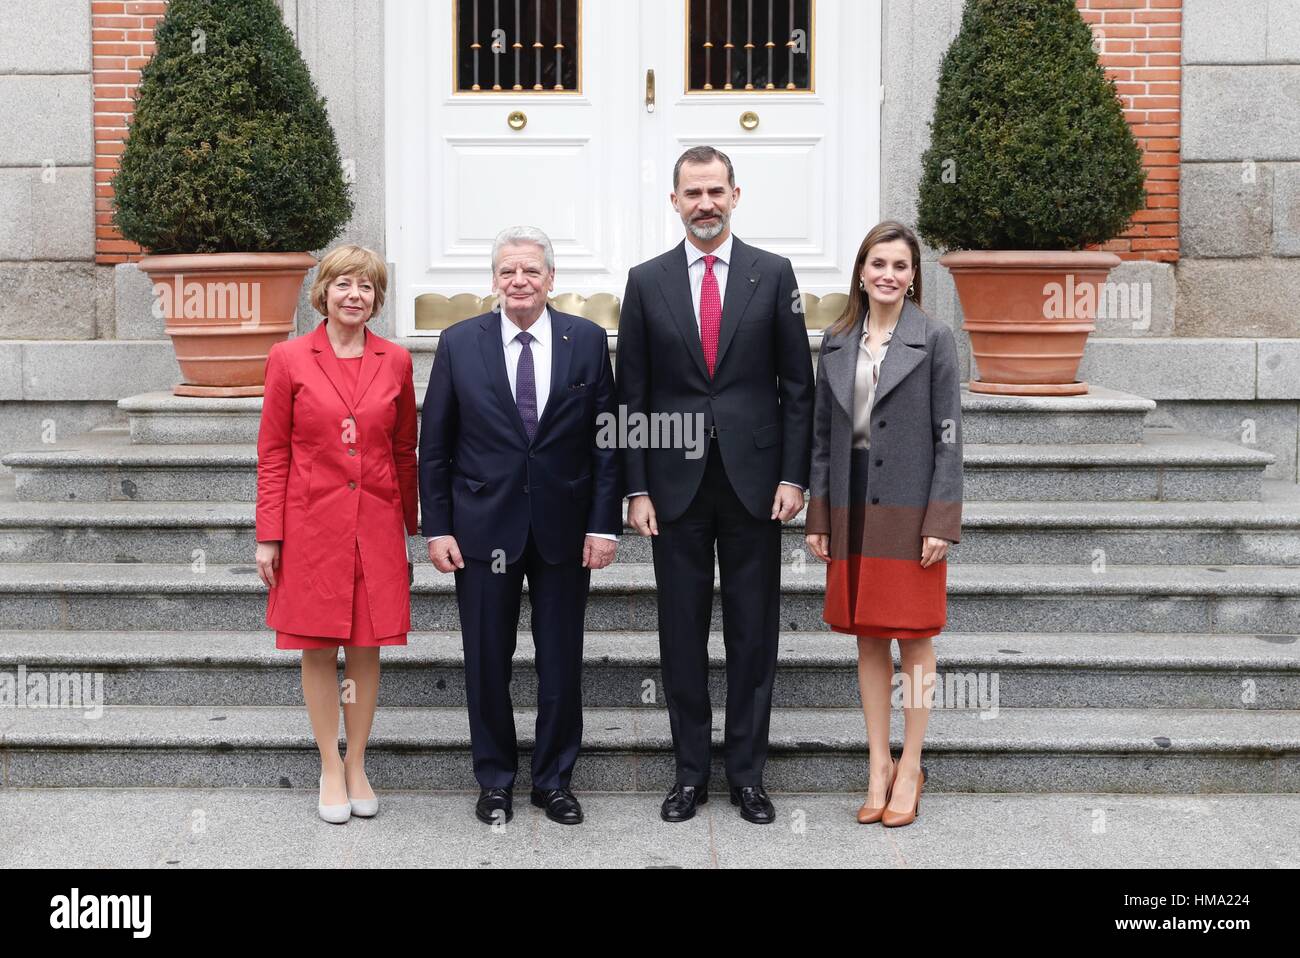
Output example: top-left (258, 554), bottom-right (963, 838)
top-left (805, 220), bottom-right (963, 828)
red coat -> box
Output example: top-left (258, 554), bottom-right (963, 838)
top-left (256, 321), bottom-right (419, 639)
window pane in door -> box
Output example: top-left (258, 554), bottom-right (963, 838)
top-left (455, 0), bottom-right (581, 93)
top-left (687, 0), bottom-right (813, 92)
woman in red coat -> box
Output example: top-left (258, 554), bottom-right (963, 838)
top-left (255, 244), bottom-right (419, 823)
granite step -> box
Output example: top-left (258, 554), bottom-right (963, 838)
top-left (3, 482), bottom-right (1298, 565)
top-left (1, 561), bottom-right (1298, 634)
top-left (1, 428), bottom-right (1273, 503)
top-left (117, 385), bottom-right (1157, 446)
top-left (962, 430), bottom-right (1273, 501)
top-left (2, 703), bottom-right (1296, 793)
top-left (2, 629), bottom-right (1296, 709)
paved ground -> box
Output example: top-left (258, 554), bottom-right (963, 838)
top-left (2, 789), bottom-right (1298, 868)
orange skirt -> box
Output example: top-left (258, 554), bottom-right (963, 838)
top-left (275, 540), bottom-right (408, 650)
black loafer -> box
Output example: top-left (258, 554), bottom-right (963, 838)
top-left (531, 787), bottom-right (584, 825)
top-left (475, 786), bottom-right (513, 825)
top-left (660, 783), bottom-right (708, 822)
top-left (730, 785), bottom-right (775, 824)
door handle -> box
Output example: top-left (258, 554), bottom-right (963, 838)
top-left (645, 69), bottom-right (656, 113)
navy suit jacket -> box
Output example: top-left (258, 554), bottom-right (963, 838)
top-left (418, 309), bottom-right (622, 565)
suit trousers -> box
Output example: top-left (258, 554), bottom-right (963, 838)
top-left (650, 437), bottom-right (783, 786)
top-left (454, 529), bottom-right (590, 790)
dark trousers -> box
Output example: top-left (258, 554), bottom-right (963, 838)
top-left (650, 438), bottom-right (783, 786)
top-left (454, 529), bottom-right (590, 790)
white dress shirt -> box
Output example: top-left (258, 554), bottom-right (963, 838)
top-left (627, 234), bottom-right (801, 499)
top-left (429, 306), bottom-right (616, 543)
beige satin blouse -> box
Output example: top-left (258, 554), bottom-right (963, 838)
top-left (852, 323), bottom-right (894, 449)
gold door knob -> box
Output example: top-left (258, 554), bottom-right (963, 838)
top-left (508, 110), bottom-right (527, 131)
top-left (740, 111), bottom-right (760, 131)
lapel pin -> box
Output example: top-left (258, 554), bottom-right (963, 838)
top-left (563, 335), bottom-right (569, 341)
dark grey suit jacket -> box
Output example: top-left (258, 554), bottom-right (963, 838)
top-left (615, 236), bottom-right (814, 523)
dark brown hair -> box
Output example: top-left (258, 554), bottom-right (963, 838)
top-left (828, 221), bottom-right (923, 336)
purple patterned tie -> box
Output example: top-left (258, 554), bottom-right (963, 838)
top-left (515, 331), bottom-right (538, 441)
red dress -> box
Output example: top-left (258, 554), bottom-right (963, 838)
top-left (256, 323), bottom-right (419, 651)
top-left (275, 357), bottom-right (405, 650)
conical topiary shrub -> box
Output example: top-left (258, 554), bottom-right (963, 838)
top-left (916, 0), bottom-right (1149, 396)
top-left (111, 0), bottom-right (354, 397)
top-left (112, 0), bottom-right (352, 254)
top-left (916, 0), bottom-right (1146, 252)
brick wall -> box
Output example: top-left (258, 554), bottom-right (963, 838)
top-left (92, 0), bottom-right (167, 265)
top-left (92, 0), bottom-right (1183, 263)
top-left (1079, 0), bottom-right (1183, 263)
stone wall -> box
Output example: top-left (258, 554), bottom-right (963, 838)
top-left (0, 0), bottom-right (103, 340)
top-left (1180, 0), bottom-right (1300, 338)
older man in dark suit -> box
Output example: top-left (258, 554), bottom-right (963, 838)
top-left (420, 226), bottom-right (621, 826)
top-left (616, 146), bottom-right (814, 824)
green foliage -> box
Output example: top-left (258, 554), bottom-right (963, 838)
top-left (112, 0), bottom-right (353, 253)
top-left (916, 0), bottom-right (1147, 251)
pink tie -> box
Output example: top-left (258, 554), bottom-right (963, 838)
top-left (700, 254), bottom-right (722, 377)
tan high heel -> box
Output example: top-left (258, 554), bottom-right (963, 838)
top-left (881, 764), bottom-right (926, 828)
top-left (856, 759), bottom-right (897, 824)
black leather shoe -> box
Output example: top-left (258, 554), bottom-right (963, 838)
top-left (530, 787), bottom-right (584, 825)
top-left (475, 787), bottom-right (513, 825)
top-left (660, 783), bottom-right (708, 822)
top-left (730, 785), bottom-right (775, 824)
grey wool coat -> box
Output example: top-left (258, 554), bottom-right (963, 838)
top-left (805, 296), bottom-right (963, 559)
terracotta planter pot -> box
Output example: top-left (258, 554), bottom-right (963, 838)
top-left (939, 250), bottom-right (1121, 397)
top-left (138, 252), bottom-right (317, 398)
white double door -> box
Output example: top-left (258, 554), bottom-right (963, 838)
top-left (385, 0), bottom-right (880, 336)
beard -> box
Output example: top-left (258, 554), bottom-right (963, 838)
top-left (686, 211), bottom-right (728, 242)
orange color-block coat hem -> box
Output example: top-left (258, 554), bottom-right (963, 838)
top-left (825, 555), bottom-right (947, 639)
top-left (255, 322), bottom-right (419, 639)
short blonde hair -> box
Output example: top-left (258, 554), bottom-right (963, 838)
top-left (311, 244), bottom-right (389, 319)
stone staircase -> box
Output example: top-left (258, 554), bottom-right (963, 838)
top-left (1, 385), bottom-right (1299, 794)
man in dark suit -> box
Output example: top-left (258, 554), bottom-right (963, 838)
top-left (419, 226), bottom-right (621, 826)
top-left (616, 146), bottom-right (814, 824)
